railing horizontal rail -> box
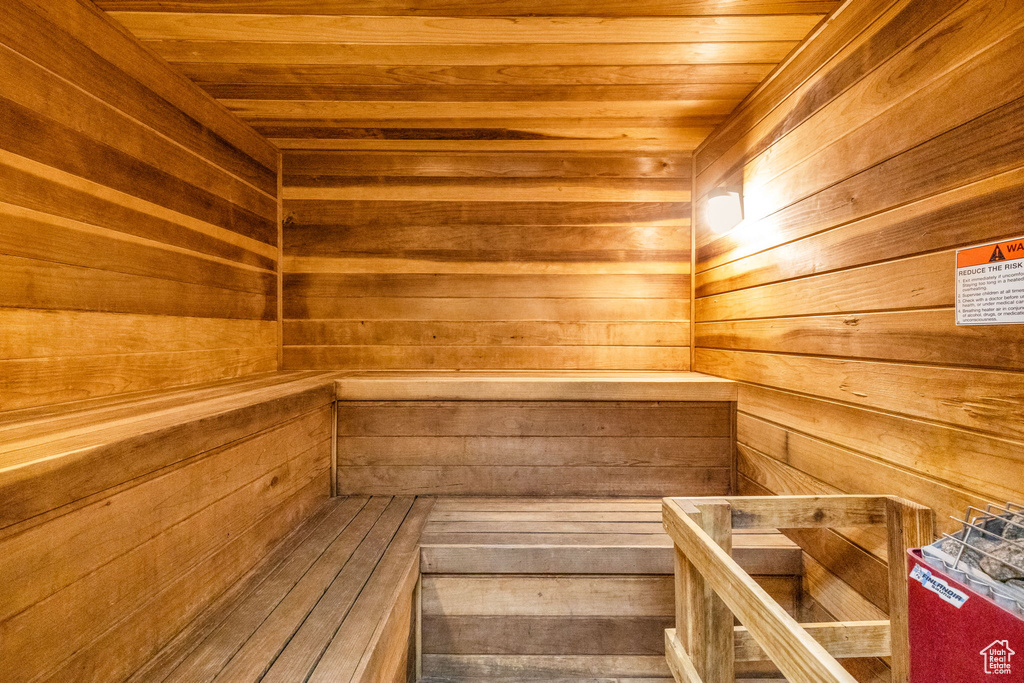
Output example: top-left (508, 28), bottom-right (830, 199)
top-left (664, 498), bottom-right (855, 683)
top-left (666, 620), bottom-right (891, 672)
top-left (733, 620), bottom-right (891, 662)
top-left (662, 494), bottom-right (933, 683)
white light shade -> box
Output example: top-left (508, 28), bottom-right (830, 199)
top-left (706, 189), bottom-right (743, 234)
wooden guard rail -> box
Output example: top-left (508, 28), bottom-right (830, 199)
top-left (662, 495), bottom-right (934, 683)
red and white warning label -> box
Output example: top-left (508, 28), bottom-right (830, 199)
top-left (956, 236), bottom-right (1024, 325)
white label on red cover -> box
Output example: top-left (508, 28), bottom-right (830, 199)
top-left (910, 564), bottom-right (969, 608)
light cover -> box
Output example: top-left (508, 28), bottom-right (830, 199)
top-left (706, 189), bottom-right (743, 234)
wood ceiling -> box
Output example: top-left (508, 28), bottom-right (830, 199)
top-left (97, 0), bottom-right (839, 152)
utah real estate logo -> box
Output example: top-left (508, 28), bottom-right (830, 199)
top-left (980, 640), bottom-right (1015, 675)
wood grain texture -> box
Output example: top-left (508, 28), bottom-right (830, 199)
top-left (96, 1), bottom-right (839, 16)
top-left (98, 1), bottom-right (830, 376)
top-left (336, 400), bottom-right (732, 496)
top-left (284, 150), bottom-right (693, 177)
top-left (332, 371), bottom-right (737, 402)
top-left (0, 374), bottom-right (335, 531)
top-left (145, 41), bottom-right (802, 66)
top-left (0, 0), bottom-right (280, 411)
top-left (190, 63), bottom-right (775, 87)
top-left (283, 155), bottom-right (693, 371)
top-left (664, 498), bottom-right (856, 682)
top-left (419, 499), bottom-right (801, 679)
top-left (0, 376), bottom-right (336, 682)
top-left (125, 496), bottom-right (432, 683)
top-left (108, 14), bottom-right (825, 45)
top-left (692, 1), bottom-right (1024, 662)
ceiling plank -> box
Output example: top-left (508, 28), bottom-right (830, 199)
top-left (107, 13), bottom-right (825, 44)
top-left (200, 84), bottom-right (758, 102)
top-left (177, 64), bottom-right (777, 86)
top-left (96, 0), bottom-right (839, 17)
top-left (146, 41), bottom-right (803, 66)
top-left (220, 100), bottom-right (742, 119)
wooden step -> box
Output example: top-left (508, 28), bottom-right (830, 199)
top-left (421, 497), bottom-right (802, 576)
top-left (419, 498), bottom-right (801, 681)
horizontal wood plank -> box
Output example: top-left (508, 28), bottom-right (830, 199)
top-left (110, 14), bottom-right (825, 45)
top-left (337, 401), bottom-right (730, 437)
top-left (97, 1), bottom-right (838, 16)
top-left (338, 436), bottom-right (729, 467)
top-left (149, 41), bottom-right (802, 66)
top-left (0, 0), bottom-right (281, 411)
top-left (284, 150), bottom-right (694, 178)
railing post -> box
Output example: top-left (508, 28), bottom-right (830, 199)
top-left (886, 497), bottom-right (934, 683)
top-left (678, 500), bottom-right (734, 683)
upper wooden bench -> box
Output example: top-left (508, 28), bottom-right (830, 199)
top-left (330, 371), bottom-right (738, 498)
top-left (0, 371), bottom-right (337, 531)
top-left (333, 369), bottom-right (737, 402)
top-left (0, 372), bottom-right (339, 682)
top-left (0, 371), bottom-right (737, 524)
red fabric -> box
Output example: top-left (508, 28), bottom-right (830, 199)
top-left (908, 549), bottom-right (1024, 681)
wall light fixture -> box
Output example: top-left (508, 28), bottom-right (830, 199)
top-left (706, 187), bottom-right (744, 234)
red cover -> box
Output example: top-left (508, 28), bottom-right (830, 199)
top-left (908, 549), bottom-right (1024, 681)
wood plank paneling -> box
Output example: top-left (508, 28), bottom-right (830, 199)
top-left (96, 1), bottom-right (839, 16)
top-left (144, 41), bottom-right (802, 67)
top-left (0, 375), bottom-right (335, 532)
top-left (105, 2), bottom-right (825, 158)
top-left (96, 1), bottom-right (833, 374)
top-left (280, 153), bottom-right (693, 368)
top-left (285, 150), bottom-right (694, 177)
top-left (282, 155), bottom-right (693, 370)
top-left (107, 14), bottom-right (825, 45)
top-left (0, 0), bottom-right (280, 411)
top-left (336, 400), bottom-right (732, 496)
top-left (693, 0), bottom-right (1024, 633)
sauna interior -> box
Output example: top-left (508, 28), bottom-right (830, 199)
top-left (1, 0), bottom-right (1022, 681)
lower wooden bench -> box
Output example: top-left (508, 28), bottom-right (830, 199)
top-left (130, 496), bottom-right (433, 683)
top-left (418, 497), bottom-right (803, 681)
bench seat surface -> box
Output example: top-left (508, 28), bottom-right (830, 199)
top-left (132, 495), bottom-right (432, 683)
top-left (0, 372), bottom-right (337, 530)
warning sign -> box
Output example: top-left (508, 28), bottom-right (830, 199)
top-left (956, 236), bottom-right (1024, 325)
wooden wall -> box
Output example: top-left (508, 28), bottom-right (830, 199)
top-left (0, 0), bottom-right (281, 412)
top-left (281, 151), bottom-right (693, 371)
top-left (91, 0), bottom-right (840, 374)
top-left (336, 399), bottom-right (733, 496)
top-left (693, 0), bottom-right (1024, 616)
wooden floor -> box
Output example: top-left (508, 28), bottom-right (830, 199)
top-left (419, 497), bottom-right (800, 682)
